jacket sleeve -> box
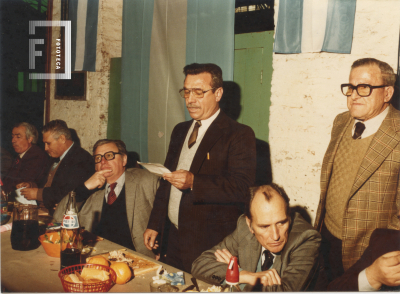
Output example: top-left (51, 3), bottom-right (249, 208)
top-left (42, 149), bottom-right (95, 211)
top-left (191, 218), bottom-right (242, 285)
top-left (192, 125), bottom-right (256, 204)
top-left (265, 229), bottom-right (321, 292)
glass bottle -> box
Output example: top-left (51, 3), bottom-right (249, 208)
top-left (60, 191), bottom-right (82, 269)
top-left (226, 256), bottom-right (241, 292)
top-left (0, 179), bottom-right (9, 225)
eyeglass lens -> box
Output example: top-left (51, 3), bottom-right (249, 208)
top-left (94, 152), bottom-right (116, 163)
top-left (342, 85), bottom-right (371, 97)
top-left (180, 88), bottom-right (205, 99)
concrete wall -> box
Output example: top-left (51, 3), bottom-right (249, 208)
top-left (270, 0), bottom-right (400, 222)
top-left (48, 0), bottom-right (123, 152)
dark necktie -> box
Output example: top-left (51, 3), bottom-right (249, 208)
top-left (261, 250), bottom-right (274, 271)
top-left (352, 122), bottom-right (366, 139)
top-left (188, 120), bottom-right (202, 148)
top-left (107, 183), bottom-right (117, 205)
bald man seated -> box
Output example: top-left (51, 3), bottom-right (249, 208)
top-left (192, 184), bottom-right (321, 291)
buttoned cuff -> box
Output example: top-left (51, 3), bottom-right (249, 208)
top-left (359, 268), bottom-right (379, 291)
top-left (36, 188), bottom-right (44, 202)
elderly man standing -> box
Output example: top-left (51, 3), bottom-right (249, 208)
top-left (144, 63), bottom-right (257, 272)
top-left (3, 122), bottom-right (50, 193)
top-left (21, 120), bottom-right (94, 214)
top-left (192, 184), bottom-right (321, 291)
top-left (54, 139), bottom-right (159, 258)
top-left (314, 58), bottom-right (400, 288)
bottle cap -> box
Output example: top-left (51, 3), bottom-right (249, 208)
top-left (226, 256), bottom-right (239, 285)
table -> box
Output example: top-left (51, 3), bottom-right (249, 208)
top-left (1, 230), bottom-right (212, 292)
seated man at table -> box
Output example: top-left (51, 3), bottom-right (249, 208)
top-left (20, 120), bottom-right (94, 214)
top-left (3, 122), bottom-right (50, 193)
top-left (54, 139), bottom-right (160, 258)
top-left (191, 184), bottom-right (321, 291)
top-left (328, 226), bottom-right (400, 291)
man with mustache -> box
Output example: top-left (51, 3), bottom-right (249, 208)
top-left (192, 184), bottom-right (321, 291)
top-left (144, 63), bottom-right (257, 272)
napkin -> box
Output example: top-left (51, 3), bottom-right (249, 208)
top-left (138, 162), bottom-right (171, 177)
top-left (0, 223), bottom-right (12, 233)
top-left (15, 187), bottom-right (37, 205)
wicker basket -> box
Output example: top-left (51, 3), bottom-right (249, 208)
top-left (58, 264), bottom-right (116, 292)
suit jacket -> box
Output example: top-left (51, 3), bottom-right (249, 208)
top-left (54, 168), bottom-right (160, 258)
top-left (41, 143), bottom-right (95, 211)
top-left (192, 213), bottom-right (321, 292)
top-left (314, 105), bottom-right (400, 270)
top-left (3, 145), bottom-right (51, 193)
top-left (147, 111), bottom-right (257, 272)
top-left (328, 228), bottom-right (400, 291)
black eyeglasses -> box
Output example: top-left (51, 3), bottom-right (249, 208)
top-left (179, 88), bottom-right (216, 99)
top-left (341, 84), bottom-right (388, 97)
top-left (93, 151), bottom-right (121, 163)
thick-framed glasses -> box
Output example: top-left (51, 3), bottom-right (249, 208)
top-left (341, 84), bottom-right (388, 97)
top-left (93, 151), bottom-right (121, 163)
top-left (179, 88), bottom-right (216, 99)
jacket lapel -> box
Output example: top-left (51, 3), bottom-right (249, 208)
top-left (349, 105), bottom-right (400, 197)
top-left (189, 112), bottom-right (226, 174)
top-left (241, 232), bottom-right (262, 272)
top-left (168, 122), bottom-right (192, 171)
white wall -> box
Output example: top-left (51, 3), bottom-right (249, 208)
top-left (270, 0), bottom-right (400, 222)
top-left (49, 0), bottom-right (123, 152)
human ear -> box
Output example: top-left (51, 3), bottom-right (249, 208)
top-left (245, 216), bottom-right (254, 234)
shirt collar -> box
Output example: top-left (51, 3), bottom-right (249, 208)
top-left (105, 171), bottom-right (126, 198)
top-left (19, 146), bottom-right (32, 158)
top-left (352, 106), bottom-right (389, 139)
top-left (60, 142), bottom-right (74, 161)
top-left (194, 108), bottom-right (220, 138)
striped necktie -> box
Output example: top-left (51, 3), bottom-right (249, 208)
top-left (188, 120), bottom-right (202, 148)
top-left (107, 183), bottom-right (117, 205)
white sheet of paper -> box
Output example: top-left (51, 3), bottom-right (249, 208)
top-left (15, 188), bottom-right (37, 205)
top-left (138, 162), bottom-right (171, 177)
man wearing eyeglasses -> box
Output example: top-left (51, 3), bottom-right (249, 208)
top-left (314, 58), bottom-right (400, 290)
top-left (54, 139), bottom-right (159, 258)
top-left (144, 63), bottom-right (257, 273)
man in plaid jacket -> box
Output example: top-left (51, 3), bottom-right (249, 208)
top-left (313, 58), bottom-right (400, 289)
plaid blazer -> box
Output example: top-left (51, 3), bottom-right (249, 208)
top-left (314, 104), bottom-right (400, 270)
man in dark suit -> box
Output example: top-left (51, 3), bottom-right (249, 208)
top-left (21, 120), bottom-right (94, 214)
top-left (143, 63), bottom-right (257, 272)
top-left (3, 122), bottom-right (50, 193)
top-left (328, 228), bottom-right (400, 291)
top-left (313, 58), bottom-right (400, 288)
top-left (192, 184), bottom-right (321, 291)
top-left (54, 139), bottom-right (159, 258)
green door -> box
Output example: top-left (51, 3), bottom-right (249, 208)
top-left (234, 31), bottom-right (274, 184)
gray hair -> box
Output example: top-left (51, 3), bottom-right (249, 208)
top-left (42, 119), bottom-right (72, 140)
top-left (351, 58), bottom-right (396, 87)
top-left (14, 122), bottom-right (38, 144)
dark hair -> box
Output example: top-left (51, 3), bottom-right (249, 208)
top-left (183, 63), bottom-right (223, 91)
top-left (351, 58), bottom-right (396, 86)
top-left (93, 139), bottom-right (127, 156)
top-left (245, 183), bottom-right (290, 220)
top-left (14, 122), bottom-right (38, 144)
top-left (42, 119), bottom-right (72, 140)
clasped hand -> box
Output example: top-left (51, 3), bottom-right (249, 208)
top-left (214, 248), bottom-right (281, 287)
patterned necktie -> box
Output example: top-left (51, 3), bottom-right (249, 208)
top-left (261, 250), bottom-right (274, 271)
top-left (188, 120), bottom-right (202, 148)
top-left (352, 122), bottom-right (366, 139)
top-left (107, 183), bottom-right (117, 205)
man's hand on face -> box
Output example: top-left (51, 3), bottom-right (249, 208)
top-left (84, 169), bottom-right (112, 190)
top-left (20, 188), bottom-right (38, 200)
top-left (215, 249), bottom-right (235, 265)
top-left (366, 251), bottom-right (400, 290)
top-left (239, 269), bottom-right (281, 287)
top-left (163, 170), bottom-right (194, 190)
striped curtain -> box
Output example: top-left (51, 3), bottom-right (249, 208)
top-left (69, 0), bottom-right (99, 72)
top-left (120, 0), bottom-right (235, 163)
top-left (274, 0), bottom-right (357, 54)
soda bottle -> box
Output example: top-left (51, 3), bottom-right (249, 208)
top-left (60, 191), bottom-right (82, 269)
top-left (0, 179), bottom-right (9, 225)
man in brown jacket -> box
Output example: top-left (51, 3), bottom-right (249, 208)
top-left (314, 58), bottom-right (400, 289)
